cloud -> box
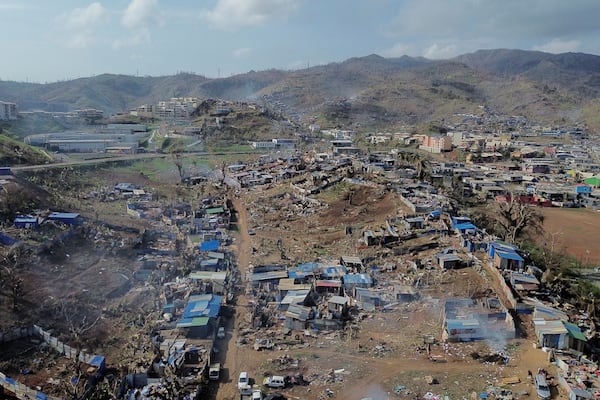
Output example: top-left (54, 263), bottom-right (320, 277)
top-left (233, 47), bottom-right (251, 57)
top-left (533, 39), bottom-right (580, 54)
top-left (423, 43), bottom-right (459, 59)
top-left (201, 0), bottom-right (300, 32)
top-left (0, 2), bottom-right (27, 10)
top-left (381, 43), bottom-right (412, 58)
top-left (60, 2), bottom-right (109, 49)
top-left (122, 0), bottom-right (161, 30)
top-left (114, 0), bottom-right (162, 48)
top-left (383, 0), bottom-right (600, 56)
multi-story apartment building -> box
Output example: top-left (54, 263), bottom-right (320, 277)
top-left (419, 135), bottom-right (453, 153)
top-left (0, 101), bottom-right (17, 120)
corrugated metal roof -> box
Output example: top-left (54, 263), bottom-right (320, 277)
top-left (285, 304), bottom-right (311, 321)
top-left (316, 279), bottom-right (342, 287)
top-left (511, 272), bottom-right (539, 285)
top-left (251, 270), bottom-right (289, 281)
top-left (343, 273), bottom-right (373, 285)
top-left (189, 271), bottom-right (227, 281)
top-left (446, 318), bottom-right (480, 330)
top-left (341, 256), bottom-right (363, 265)
top-left (328, 296), bottom-right (347, 305)
top-left (563, 321), bottom-right (587, 342)
top-left (176, 316), bottom-right (210, 328)
top-left (205, 207), bottom-right (225, 215)
top-left (182, 294), bottom-right (221, 318)
top-left (533, 319), bottom-right (568, 335)
top-left (495, 249), bottom-right (524, 262)
top-left (49, 212), bottom-right (80, 219)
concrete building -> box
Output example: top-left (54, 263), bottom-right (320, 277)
top-left (0, 101), bottom-right (17, 120)
top-left (419, 135), bottom-right (453, 153)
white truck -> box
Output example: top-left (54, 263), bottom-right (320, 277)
top-left (208, 363), bottom-right (221, 381)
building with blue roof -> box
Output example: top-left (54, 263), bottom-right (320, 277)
top-left (454, 222), bottom-right (477, 234)
top-left (177, 294), bottom-right (222, 339)
top-left (48, 212), bottom-right (83, 225)
top-left (321, 265), bottom-right (347, 279)
top-left (199, 240), bottom-right (220, 252)
top-left (444, 298), bottom-right (515, 342)
top-left (342, 273), bottom-right (373, 295)
top-left (493, 249), bottom-right (524, 270)
top-left (14, 215), bottom-right (39, 229)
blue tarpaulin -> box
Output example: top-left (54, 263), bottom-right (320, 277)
top-left (182, 294), bottom-right (221, 318)
top-left (199, 240), bottom-right (220, 252)
top-left (454, 222), bottom-right (477, 231)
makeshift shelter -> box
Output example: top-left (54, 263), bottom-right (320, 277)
top-left (533, 319), bottom-right (568, 349)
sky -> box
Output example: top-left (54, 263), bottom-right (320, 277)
top-left (1, 0), bottom-right (600, 83)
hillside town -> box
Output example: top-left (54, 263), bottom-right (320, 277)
top-left (3, 1), bottom-right (600, 399)
top-left (1, 92), bottom-right (600, 400)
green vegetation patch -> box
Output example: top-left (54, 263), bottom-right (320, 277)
top-left (0, 134), bottom-right (53, 165)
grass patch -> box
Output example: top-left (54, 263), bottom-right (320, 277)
top-left (315, 181), bottom-right (351, 203)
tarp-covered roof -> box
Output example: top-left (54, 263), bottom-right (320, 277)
top-left (328, 295), bottom-right (348, 305)
top-left (343, 273), bottom-right (373, 285)
top-left (321, 265), bottom-right (347, 279)
top-left (182, 294), bottom-right (221, 318)
top-left (446, 318), bottom-right (480, 330)
top-left (176, 317), bottom-right (210, 328)
top-left (189, 271), bottom-right (227, 281)
top-left (563, 321), bottom-right (587, 342)
top-left (495, 250), bottom-right (524, 262)
top-left (199, 240), bottom-right (220, 252)
top-left (454, 222), bottom-right (477, 231)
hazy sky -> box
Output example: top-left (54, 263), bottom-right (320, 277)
top-left (2, 0), bottom-right (599, 83)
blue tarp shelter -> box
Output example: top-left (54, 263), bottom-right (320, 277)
top-left (454, 222), bottom-right (477, 231)
top-left (182, 294), bottom-right (222, 318)
top-left (199, 240), bottom-right (220, 252)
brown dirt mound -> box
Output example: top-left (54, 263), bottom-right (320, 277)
top-left (320, 185), bottom-right (396, 226)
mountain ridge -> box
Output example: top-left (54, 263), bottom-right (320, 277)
top-left (1, 48), bottom-right (600, 130)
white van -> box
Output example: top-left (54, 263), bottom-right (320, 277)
top-left (238, 371), bottom-right (251, 392)
top-left (534, 374), bottom-right (551, 399)
top-left (263, 375), bottom-right (286, 388)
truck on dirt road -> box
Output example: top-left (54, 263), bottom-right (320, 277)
top-left (208, 363), bottom-right (221, 381)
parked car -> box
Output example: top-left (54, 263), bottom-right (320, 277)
top-left (252, 389), bottom-right (263, 400)
top-left (217, 326), bottom-right (226, 339)
top-left (263, 375), bottom-right (286, 389)
top-left (238, 372), bottom-right (250, 390)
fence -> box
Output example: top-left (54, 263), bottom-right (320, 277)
top-left (0, 325), bottom-right (100, 400)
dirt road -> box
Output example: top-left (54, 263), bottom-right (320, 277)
top-left (215, 195), bottom-right (254, 400)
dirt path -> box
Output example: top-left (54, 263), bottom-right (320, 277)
top-left (216, 195), bottom-right (253, 400)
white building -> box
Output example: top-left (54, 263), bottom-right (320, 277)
top-left (0, 101), bottom-right (17, 120)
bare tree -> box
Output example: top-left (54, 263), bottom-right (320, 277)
top-left (171, 153), bottom-right (185, 183)
top-left (492, 195), bottom-right (543, 244)
top-left (0, 244), bottom-right (31, 311)
top-left (55, 299), bottom-right (101, 347)
top-left (0, 266), bottom-right (23, 311)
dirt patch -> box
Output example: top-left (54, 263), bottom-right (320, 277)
top-left (539, 208), bottom-right (600, 265)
